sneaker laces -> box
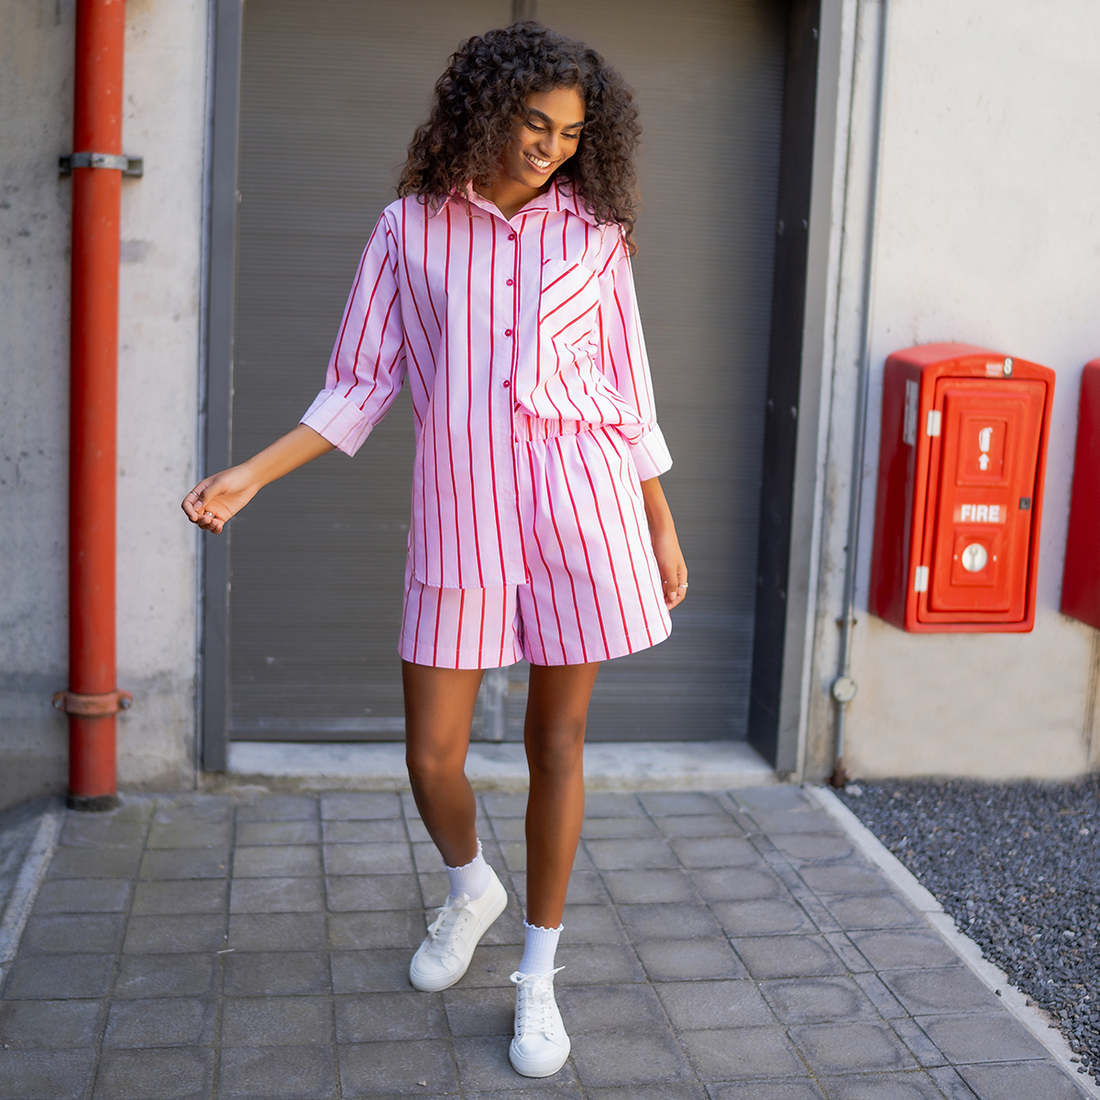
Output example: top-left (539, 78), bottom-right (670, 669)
top-left (510, 967), bottom-right (565, 1041)
top-left (422, 893), bottom-right (476, 962)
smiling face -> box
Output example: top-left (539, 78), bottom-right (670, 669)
top-left (480, 86), bottom-right (586, 218)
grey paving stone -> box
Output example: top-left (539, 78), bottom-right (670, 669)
top-left (602, 869), bottom-right (700, 904)
top-left (454, 1033), bottom-right (580, 1089)
top-left (668, 836), bottom-right (763, 869)
top-left (583, 793), bottom-right (646, 818)
top-left (146, 821), bottom-right (233, 849)
top-left (586, 1087), bottom-right (707, 1100)
top-left (851, 972), bottom-right (909, 1020)
top-left (748, 810), bottom-right (840, 836)
top-left (0, 999), bottom-right (103, 1047)
top-left (442, 984), bottom-right (515, 1037)
top-left (955, 1060), bottom-right (1091, 1100)
top-left (324, 842), bottom-right (415, 876)
top-left (233, 844), bottom-right (322, 878)
top-left (557, 904), bottom-right (626, 944)
top-left (654, 979), bottom-right (774, 1030)
top-left (31, 876), bottom-right (132, 914)
top-left (580, 816), bottom-right (661, 839)
top-left (325, 874), bottom-right (422, 912)
top-left (230, 876), bottom-right (325, 913)
top-left (640, 791), bottom-right (727, 817)
top-left (617, 903), bottom-right (723, 942)
top-left (221, 995), bottom-right (333, 1045)
top-left (481, 792), bottom-right (530, 818)
top-left (731, 935), bottom-right (846, 980)
top-left (655, 815), bottom-right (746, 838)
top-left (139, 847), bottom-right (230, 880)
top-left (480, 905), bottom-right (527, 947)
top-left (59, 815), bottom-right (147, 849)
top-left (321, 819), bottom-right (405, 844)
top-left (556, 982), bottom-right (666, 1034)
top-left (823, 931), bottom-right (872, 972)
top-left (103, 997), bottom-right (216, 1047)
top-left (890, 1014), bottom-right (949, 1068)
top-left (132, 878), bottom-right (228, 915)
top-left (320, 791), bottom-right (403, 820)
top-left (153, 795), bottom-right (235, 824)
top-left (47, 845), bottom-right (143, 879)
top-left (688, 867), bottom-right (787, 902)
top-left (770, 834), bottom-right (856, 862)
top-left (238, 819), bottom-right (323, 846)
top-left (634, 938), bottom-right (747, 982)
top-left (2, 952), bottom-right (114, 999)
top-left (113, 953), bottom-right (217, 998)
top-left (823, 893), bottom-right (924, 930)
top-left (92, 1047), bottom-right (214, 1099)
top-left (731, 787), bottom-right (812, 812)
top-left (500, 842), bottom-right (528, 872)
top-left (758, 976), bottom-right (882, 1024)
top-left (20, 912), bottom-right (125, 954)
top-left (583, 838), bottom-right (680, 871)
top-left (927, 1064), bottom-right (987, 1100)
top-left (798, 864), bottom-right (893, 898)
top-left (331, 948), bottom-right (417, 994)
top-left (917, 1012), bottom-right (1051, 1064)
top-left (679, 1026), bottom-right (807, 1080)
top-left (486, 816), bottom-right (527, 842)
top-left (236, 794), bottom-right (319, 823)
top-left (879, 967), bottom-right (1005, 1016)
top-left (849, 929), bottom-right (964, 971)
top-left (468, 1089), bottom-right (583, 1100)
top-left (327, 909), bottom-right (424, 950)
top-left (342, 1038), bottom-right (460, 1096)
top-left (337, 990), bottom-right (449, 1042)
top-left (574, 1028), bottom-right (695, 1086)
top-left (712, 897), bottom-right (816, 936)
top-left (418, 870), bottom-right (451, 908)
top-left (816, 1071), bottom-right (946, 1099)
top-left (227, 911), bottom-right (327, 952)
top-left (217, 1044), bottom-right (336, 1099)
top-left (123, 913), bottom-right (226, 954)
top-left (707, 1081), bottom-right (826, 1100)
top-left (788, 1021), bottom-right (917, 1075)
top-left (511, 871), bottom-right (612, 908)
top-left (553, 943), bottom-right (647, 985)
top-left (0, 1049), bottom-right (97, 1099)
top-left (224, 950), bottom-right (331, 995)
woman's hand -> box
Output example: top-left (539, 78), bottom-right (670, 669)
top-left (181, 466), bottom-right (259, 534)
top-left (640, 476), bottom-right (688, 610)
top-left (181, 423), bottom-right (335, 534)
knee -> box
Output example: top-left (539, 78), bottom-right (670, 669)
top-left (405, 742), bottom-right (466, 790)
top-left (525, 719), bottom-right (586, 777)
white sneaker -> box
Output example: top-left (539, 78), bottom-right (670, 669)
top-left (508, 967), bottom-right (570, 1078)
top-left (408, 867), bottom-right (507, 992)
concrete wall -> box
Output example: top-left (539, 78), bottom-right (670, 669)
top-left (0, 0), bottom-right (208, 812)
top-left (805, 0), bottom-right (1100, 780)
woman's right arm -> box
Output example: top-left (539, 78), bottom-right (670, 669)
top-left (181, 423), bottom-right (334, 534)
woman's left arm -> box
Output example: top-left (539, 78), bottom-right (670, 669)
top-left (641, 476), bottom-right (688, 610)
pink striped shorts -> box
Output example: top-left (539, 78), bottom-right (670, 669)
top-left (398, 421), bottom-right (672, 668)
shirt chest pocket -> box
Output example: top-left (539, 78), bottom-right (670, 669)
top-left (538, 259), bottom-right (601, 351)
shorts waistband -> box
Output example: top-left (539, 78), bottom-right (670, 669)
top-left (514, 415), bottom-right (596, 441)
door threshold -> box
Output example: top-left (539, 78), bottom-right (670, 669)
top-left (216, 740), bottom-right (777, 793)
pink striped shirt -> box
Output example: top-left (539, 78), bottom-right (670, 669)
top-left (301, 179), bottom-right (673, 589)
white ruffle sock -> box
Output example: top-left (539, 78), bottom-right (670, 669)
top-left (518, 919), bottom-right (563, 976)
top-left (444, 839), bottom-right (492, 902)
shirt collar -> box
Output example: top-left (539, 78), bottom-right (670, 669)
top-left (454, 177), bottom-right (601, 228)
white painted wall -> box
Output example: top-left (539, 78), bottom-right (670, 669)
top-left (806, 0), bottom-right (1100, 780)
top-left (0, 0), bottom-right (208, 811)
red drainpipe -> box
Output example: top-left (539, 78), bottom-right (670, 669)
top-left (51, 0), bottom-right (133, 812)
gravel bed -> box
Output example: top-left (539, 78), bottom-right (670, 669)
top-left (837, 776), bottom-right (1100, 1086)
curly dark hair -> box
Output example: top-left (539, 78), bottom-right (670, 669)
top-left (398, 22), bottom-right (642, 252)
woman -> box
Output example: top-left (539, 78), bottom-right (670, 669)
top-left (182, 21), bottom-right (687, 1079)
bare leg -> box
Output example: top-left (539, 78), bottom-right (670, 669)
top-left (402, 661), bottom-right (484, 868)
top-left (523, 661), bottom-right (601, 928)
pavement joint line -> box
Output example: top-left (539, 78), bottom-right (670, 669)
top-left (807, 782), bottom-right (1100, 1100)
top-left (0, 803), bottom-right (63, 979)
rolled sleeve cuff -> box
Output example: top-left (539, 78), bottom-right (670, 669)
top-left (300, 390), bottom-right (374, 456)
top-left (629, 424), bottom-right (673, 481)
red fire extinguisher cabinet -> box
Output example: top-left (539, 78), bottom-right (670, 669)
top-left (1061, 359), bottom-right (1100, 630)
top-left (870, 343), bottom-right (1055, 632)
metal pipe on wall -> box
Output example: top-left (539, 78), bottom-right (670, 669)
top-left (55, 0), bottom-right (132, 811)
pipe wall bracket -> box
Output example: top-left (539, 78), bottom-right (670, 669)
top-left (59, 152), bottom-right (144, 177)
top-left (52, 690), bottom-right (134, 717)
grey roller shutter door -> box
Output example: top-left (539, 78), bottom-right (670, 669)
top-left (227, 0), bottom-right (785, 743)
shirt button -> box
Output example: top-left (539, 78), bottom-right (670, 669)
top-left (508, 233), bottom-right (516, 241)
top-left (506, 278), bottom-right (514, 286)
top-left (503, 380), bottom-right (511, 388)
top-left (504, 329), bottom-right (513, 337)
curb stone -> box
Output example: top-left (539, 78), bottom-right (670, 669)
top-left (807, 783), bottom-right (1100, 1100)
